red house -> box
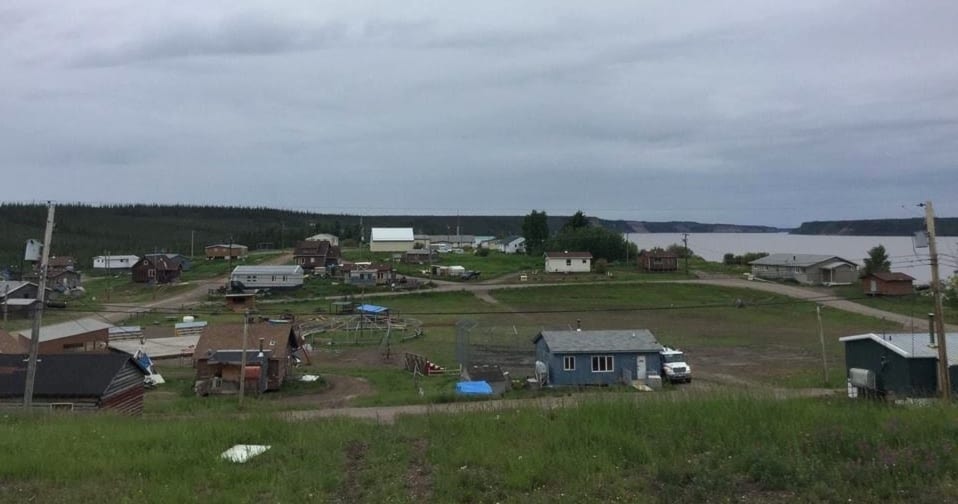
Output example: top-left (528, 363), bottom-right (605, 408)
top-left (131, 256), bottom-right (182, 284)
top-left (861, 272), bottom-right (915, 296)
top-left (638, 250), bottom-right (678, 272)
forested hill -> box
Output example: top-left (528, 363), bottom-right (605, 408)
top-left (602, 220), bottom-right (784, 233)
top-left (0, 203), bottom-right (781, 272)
top-left (0, 204), bottom-right (540, 270)
top-left (793, 218), bottom-right (958, 236)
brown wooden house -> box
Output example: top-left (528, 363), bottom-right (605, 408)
top-left (205, 244), bottom-right (249, 260)
top-left (0, 353), bottom-right (147, 414)
top-left (862, 272), bottom-right (915, 296)
top-left (638, 250), bottom-right (678, 272)
top-left (13, 318), bottom-right (112, 353)
top-left (292, 240), bottom-right (341, 270)
top-left (131, 256), bottom-right (182, 284)
top-left (193, 323), bottom-right (303, 394)
top-left (25, 256), bottom-right (82, 290)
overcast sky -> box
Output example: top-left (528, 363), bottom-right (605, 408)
top-left (2, 1), bottom-right (957, 226)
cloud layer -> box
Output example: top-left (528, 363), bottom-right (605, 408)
top-left (2, 0), bottom-right (957, 225)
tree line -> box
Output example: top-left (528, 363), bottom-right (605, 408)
top-left (522, 210), bottom-right (638, 261)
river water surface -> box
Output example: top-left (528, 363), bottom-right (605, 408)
top-left (626, 233), bottom-right (958, 284)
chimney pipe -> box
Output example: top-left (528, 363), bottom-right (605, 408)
top-left (259, 338), bottom-right (265, 353)
top-left (929, 313), bottom-right (936, 345)
top-left (576, 319), bottom-right (581, 332)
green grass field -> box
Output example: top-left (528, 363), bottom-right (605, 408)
top-left (3, 398), bottom-right (957, 502)
top-left (831, 285), bottom-right (957, 326)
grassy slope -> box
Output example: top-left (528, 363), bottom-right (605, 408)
top-left (3, 399), bottom-right (958, 502)
top-left (831, 285), bottom-right (957, 326)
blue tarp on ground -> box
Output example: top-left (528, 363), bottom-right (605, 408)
top-left (357, 304), bottom-right (389, 314)
top-left (455, 381), bottom-right (493, 395)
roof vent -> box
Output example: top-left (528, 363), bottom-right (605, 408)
top-left (576, 319), bottom-right (582, 332)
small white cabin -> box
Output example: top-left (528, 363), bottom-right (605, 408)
top-left (93, 255), bottom-right (140, 270)
top-left (544, 251), bottom-right (592, 273)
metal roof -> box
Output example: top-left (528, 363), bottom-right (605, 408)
top-left (206, 244), bottom-right (247, 249)
top-left (867, 272), bottom-right (915, 282)
top-left (840, 333), bottom-right (958, 365)
top-left (4, 299), bottom-right (38, 306)
top-left (109, 335), bottom-right (200, 359)
top-left (231, 265), bottom-right (304, 275)
top-left (535, 330), bottom-right (662, 353)
top-left (370, 227), bottom-right (414, 242)
top-left (14, 318), bottom-right (113, 342)
top-left (0, 280), bottom-right (40, 296)
top-left (749, 253), bottom-right (857, 267)
top-left (545, 251), bottom-right (593, 259)
top-left (0, 353), bottom-right (143, 398)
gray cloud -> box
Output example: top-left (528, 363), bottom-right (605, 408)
top-left (1, 1), bottom-right (958, 226)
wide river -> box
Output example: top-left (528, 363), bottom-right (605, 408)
top-left (626, 233), bottom-right (958, 284)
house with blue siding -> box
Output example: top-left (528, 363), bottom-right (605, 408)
top-left (533, 330), bottom-right (663, 386)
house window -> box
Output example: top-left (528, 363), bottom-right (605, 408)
top-left (591, 355), bottom-right (614, 373)
top-left (566, 259), bottom-right (572, 266)
top-left (582, 259), bottom-right (587, 264)
top-left (148, 269), bottom-right (155, 278)
top-left (563, 356), bottom-right (575, 371)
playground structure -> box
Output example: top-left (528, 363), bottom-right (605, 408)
top-left (297, 304), bottom-right (423, 352)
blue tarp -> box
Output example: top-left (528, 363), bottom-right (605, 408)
top-left (455, 381), bottom-right (493, 395)
top-left (357, 304), bottom-right (389, 314)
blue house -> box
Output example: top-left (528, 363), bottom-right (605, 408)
top-left (534, 330), bottom-right (664, 386)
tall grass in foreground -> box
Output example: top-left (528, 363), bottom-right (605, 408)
top-left (2, 397), bottom-right (958, 502)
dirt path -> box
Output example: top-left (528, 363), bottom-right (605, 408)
top-left (285, 386), bottom-right (837, 424)
top-left (94, 252), bottom-right (293, 324)
top-left (683, 278), bottom-right (958, 331)
top-left (279, 374), bottom-right (374, 408)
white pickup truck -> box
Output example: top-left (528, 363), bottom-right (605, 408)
top-left (660, 347), bottom-right (692, 384)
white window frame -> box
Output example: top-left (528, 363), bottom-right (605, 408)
top-left (563, 356), bottom-right (575, 371)
top-left (591, 355), bottom-right (614, 373)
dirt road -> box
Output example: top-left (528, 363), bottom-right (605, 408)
top-left (95, 252), bottom-right (293, 324)
top-left (682, 278), bottom-right (958, 331)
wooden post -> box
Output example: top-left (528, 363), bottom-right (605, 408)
top-left (24, 203), bottom-right (55, 409)
top-left (923, 201), bottom-right (951, 400)
top-left (239, 309), bottom-right (249, 407)
top-left (817, 304), bottom-right (829, 386)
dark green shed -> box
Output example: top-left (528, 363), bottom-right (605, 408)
top-left (840, 332), bottom-right (958, 398)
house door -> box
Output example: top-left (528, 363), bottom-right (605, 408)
top-left (635, 355), bottom-right (647, 379)
top-left (870, 279), bottom-right (877, 294)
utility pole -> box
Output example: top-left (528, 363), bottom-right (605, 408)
top-left (105, 250), bottom-right (111, 302)
top-left (24, 202), bottom-right (55, 409)
top-left (2, 284), bottom-right (9, 330)
top-left (226, 236), bottom-right (233, 291)
top-left (238, 309), bottom-right (249, 407)
top-left (816, 304), bottom-right (829, 386)
top-left (191, 230), bottom-right (195, 258)
top-left (152, 246), bottom-right (158, 300)
top-left (682, 233), bottom-right (690, 276)
top-left (922, 200), bottom-right (950, 400)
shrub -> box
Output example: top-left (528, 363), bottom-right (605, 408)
top-left (594, 258), bottom-right (608, 274)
